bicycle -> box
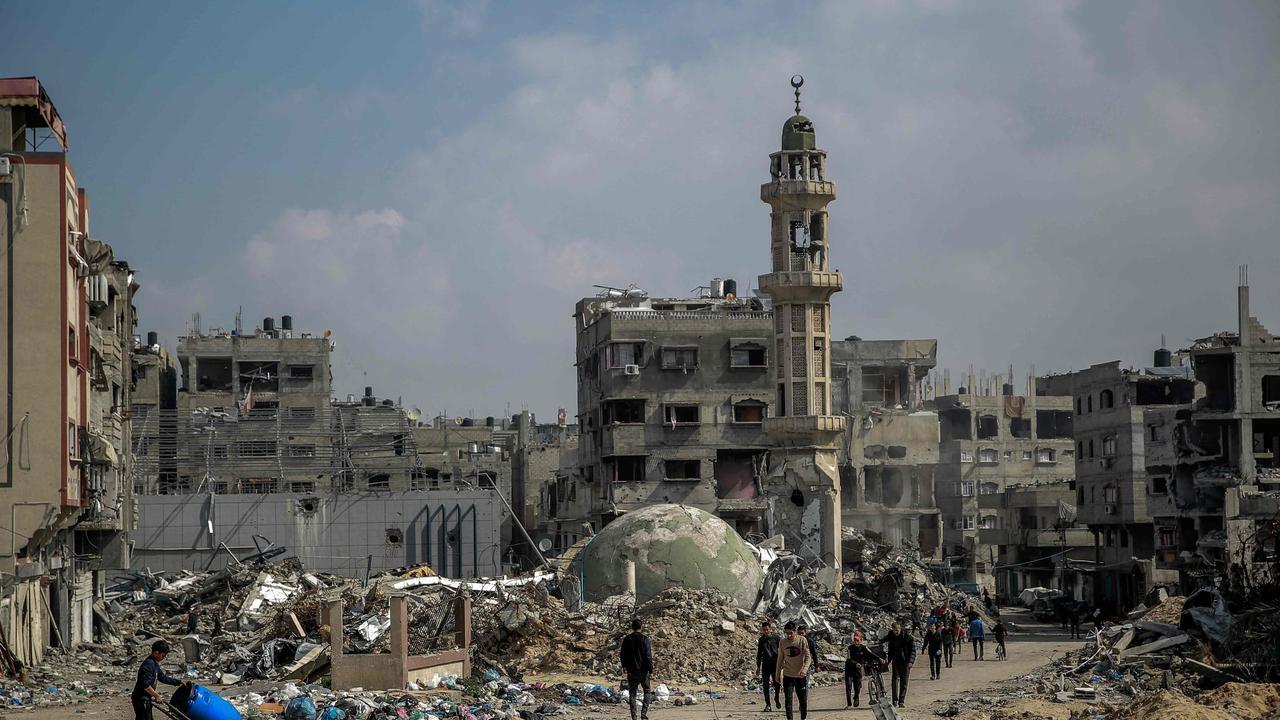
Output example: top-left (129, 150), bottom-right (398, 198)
top-left (995, 640), bottom-right (1007, 660)
top-left (864, 662), bottom-right (887, 705)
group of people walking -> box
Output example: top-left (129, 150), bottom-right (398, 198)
top-left (617, 601), bottom-right (1009, 720)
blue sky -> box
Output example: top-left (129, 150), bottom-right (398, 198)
top-left (3, 1), bottom-right (1278, 419)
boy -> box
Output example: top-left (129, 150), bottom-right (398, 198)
top-left (131, 640), bottom-right (184, 720)
top-left (774, 621), bottom-right (811, 720)
top-left (756, 621), bottom-right (782, 710)
top-left (620, 618), bottom-right (654, 720)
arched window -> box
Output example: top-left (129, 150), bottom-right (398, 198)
top-left (1100, 389), bottom-right (1114, 410)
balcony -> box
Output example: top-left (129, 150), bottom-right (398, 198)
top-left (978, 528), bottom-right (1010, 546)
top-left (602, 424), bottom-right (646, 457)
top-left (1023, 528), bottom-right (1093, 548)
top-left (977, 493), bottom-right (1006, 509)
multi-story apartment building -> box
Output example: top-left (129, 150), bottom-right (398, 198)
top-left (572, 286), bottom-right (774, 536)
top-left (0, 76), bottom-right (141, 661)
top-left (830, 338), bottom-right (943, 556)
top-left (130, 334), bottom-right (178, 491)
top-left (173, 316), bottom-right (334, 493)
top-left (1038, 358), bottom-right (1198, 610)
top-left (935, 385), bottom-right (1077, 591)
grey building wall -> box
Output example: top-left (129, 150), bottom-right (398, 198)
top-left (134, 490), bottom-right (502, 578)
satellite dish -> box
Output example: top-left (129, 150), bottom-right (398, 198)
top-left (454, 417), bottom-right (464, 426)
top-left (407, 407), bottom-right (422, 423)
top-left (537, 538), bottom-right (553, 553)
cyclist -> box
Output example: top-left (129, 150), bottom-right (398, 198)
top-left (993, 619), bottom-right (1008, 660)
top-left (843, 631), bottom-right (880, 708)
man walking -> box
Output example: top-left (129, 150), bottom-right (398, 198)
top-left (1068, 603), bottom-right (1082, 639)
top-left (620, 619), bottom-right (654, 720)
top-left (968, 615), bottom-right (986, 661)
top-left (797, 624), bottom-right (819, 679)
top-left (881, 622), bottom-right (915, 709)
top-left (843, 631), bottom-right (878, 708)
top-left (940, 618), bottom-right (955, 668)
top-left (775, 621), bottom-right (811, 720)
top-left (757, 621), bottom-right (782, 710)
top-left (921, 623), bottom-right (944, 680)
top-left (131, 640), bottom-right (184, 720)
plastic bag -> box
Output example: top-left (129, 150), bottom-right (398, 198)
top-left (285, 696), bottom-right (319, 720)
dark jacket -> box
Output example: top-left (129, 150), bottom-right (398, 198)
top-left (994, 623), bottom-right (1007, 642)
top-left (620, 632), bottom-right (654, 674)
top-left (757, 633), bottom-right (780, 671)
top-left (881, 631), bottom-right (915, 665)
top-left (131, 657), bottom-right (181, 700)
top-left (940, 626), bottom-right (954, 646)
top-left (844, 643), bottom-right (879, 675)
top-left (921, 631), bottom-right (944, 656)
top-left (805, 634), bottom-right (819, 669)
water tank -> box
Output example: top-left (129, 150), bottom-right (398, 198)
top-left (468, 442), bottom-right (480, 454)
top-left (1002, 383), bottom-right (1014, 396)
top-left (724, 278), bottom-right (738, 298)
top-left (461, 417), bottom-right (475, 427)
top-left (1154, 347), bottom-right (1172, 368)
top-left (146, 331), bottom-right (159, 347)
top-left (281, 315), bottom-right (293, 331)
top-left (382, 399), bottom-right (394, 407)
top-left (958, 386), bottom-right (968, 395)
top-left (365, 386), bottom-right (374, 398)
top-left (262, 317), bottom-right (275, 336)
top-left (170, 684), bottom-right (240, 720)
top-left (485, 416), bottom-right (495, 427)
top-left (710, 277), bottom-right (725, 298)
top-left (363, 387), bottom-right (375, 407)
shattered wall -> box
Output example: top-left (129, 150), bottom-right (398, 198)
top-left (135, 490), bottom-right (502, 578)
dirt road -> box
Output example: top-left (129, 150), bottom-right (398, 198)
top-left (3, 609), bottom-right (1081, 720)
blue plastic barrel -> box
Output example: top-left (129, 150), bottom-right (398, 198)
top-left (178, 684), bottom-right (242, 720)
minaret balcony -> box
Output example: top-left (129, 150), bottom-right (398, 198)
top-left (757, 271), bottom-right (843, 302)
top-left (761, 179), bottom-right (836, 203)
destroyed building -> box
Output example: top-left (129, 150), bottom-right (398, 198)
top-left (1038, 358), bottom-right (1200, 609)
top-left (131, 319), bottom-right (507, 578)
top-left (0, 76), bottom-right (141, 662)
top-left (1038, 274), bottom-right (1278, 609)
top-left (830, 337), bottom-right (942, 556)
top-left (934, 380), bottom-right (1079, 592)
top-left (572, 285), bottom-right (774, 537)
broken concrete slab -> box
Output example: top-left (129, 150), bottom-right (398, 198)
top-left (1118, 634), bottom-right (1189, 660)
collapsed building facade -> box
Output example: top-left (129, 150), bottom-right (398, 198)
top-left (830, 338), bottom-right (942, 556)
top-left (130, 318), bottom-right (508, 578)
top-left (934, 380), bottom-right (1081, 593)
top-left (0, 77), bottom-right (140, 661)
top-left (1039, 274), bottom-right (1280, 610)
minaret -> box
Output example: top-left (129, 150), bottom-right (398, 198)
top-left (759, 76), bottom-right (845, 585)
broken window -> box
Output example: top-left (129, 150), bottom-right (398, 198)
top-left (287, 444), bottom-right (316, 458)
top-left (238, 361), bottom-right (279, 392)
top-left (660, 346), bottom-right (699, 370)
top-left (1102, 435), bottom-right (1116, 457)
top-left (1151, 476), bottom-right (1169, 495)
top-left (1036, 410), bottom-right (1072, 439)
top-left (197, 357), bottom-right (233, 392)
top-left (1022, 450), bottom-right (1032, 461)
top-left (732, 400), bottom-right (766, 424)
top-left (664, 460), bottom-right (701, 480)
top-left (610, 456), bottom-right (647, 482)
top-left (1100, 389), bottom-right (1115, 410)
top-left (1009, 417), bottom-right (1031, 439)
top-left (240, 478), bottom-right (278, 493)
top-left (604, 398), bottom-right (645, 424)
top-left (663, 404), bottom-right (700, 426)
top-left (980, 515), bottom-right (997, 529)
top-left (1075, 397), bottom-right (1082, 415)
top-left (237, 440), bottom-right (277, 457)
top-left (977, 415), bottom-right (999, 439)
top-left (980, 482), bottom-right (1000, 495)
top-left (367, 473), bottom-right (391, 490)
top-left (790, 220), bottom-right (810, 250)
top-left (887, 445), bottom-right (907, 459)
top-left (608, 342), bottom-right (643, 368)
top-left (1036, 447), bottom-right (1056, 463)
top-left (478, 471), bottom-right (497, 488)
top-left (1087, 395), bottom-right (1093, 413)
top-left (243, 400), bottom-right (279, 421)
top-left (1264, 376), bottom-right (1280, 405)
top-left (978, 448), bottom-right (998, 463)
top-left (941, 408), bottom-right (972, 441)
top-left (289, 481), bottom-right (316, 494)
top-left (861, 368), bottom-right (895, 405)
top-left (960, 450), bottom-right (974, 463)
top-left (730, 342), bottom-right (767, 368)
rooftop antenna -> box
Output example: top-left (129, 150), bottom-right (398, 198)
top-left (791, 75), bottom-right (804, 114)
